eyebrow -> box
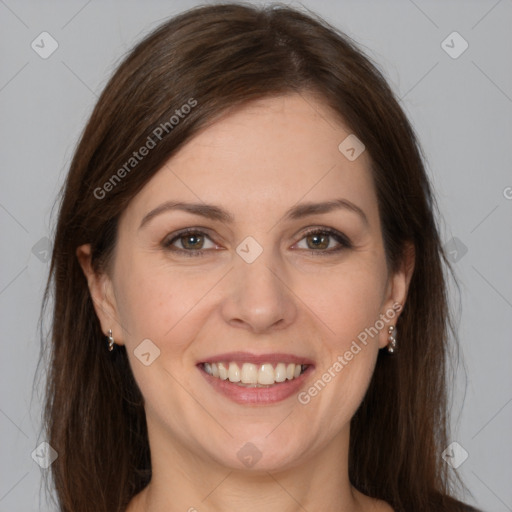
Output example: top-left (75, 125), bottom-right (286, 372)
top-left (139, 198), bottom-right (369, 229)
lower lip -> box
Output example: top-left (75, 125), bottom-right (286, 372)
top-left (198, 365), bottom-right (314, 405)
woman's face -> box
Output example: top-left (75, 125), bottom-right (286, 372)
top-left (81, 92), bottom-right (412, 472)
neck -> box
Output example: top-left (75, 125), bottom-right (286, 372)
top-left (128, 422), bottom-right (381, 512)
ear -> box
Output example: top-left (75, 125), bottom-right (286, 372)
top-left (378, 241), bottom-right (415, 349)
top-left (76, 244), bottom-right (124, 346)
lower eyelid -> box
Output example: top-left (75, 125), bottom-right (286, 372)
top-left (163, 230), bottom-right (214, 249)
top-left (177, 236), bottom-right (216, 250)
top-left (163, 229), bottom-right (350, 254)
top-left (296, 230), bottom-right (351, 249)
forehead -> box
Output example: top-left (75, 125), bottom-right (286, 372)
top-left (124, 93), bottom-right (378, 226)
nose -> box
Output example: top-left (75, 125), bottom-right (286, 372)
top-left (219, 251), bottom-right (298, 334)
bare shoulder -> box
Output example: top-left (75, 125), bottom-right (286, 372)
top-left (357, 494), bottom-right (483, 512)
top-left (124, 489), bottom-right (145, 512)
top-left (377, 501), bottom-right (395, 512)
top-left (354, 490), bottom-right (395, 512)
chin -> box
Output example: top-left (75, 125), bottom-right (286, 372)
top-left (206, 435), bottom-right (308, 473)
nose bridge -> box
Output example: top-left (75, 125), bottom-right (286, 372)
top-left (220, 244), bottom-right (297, 332)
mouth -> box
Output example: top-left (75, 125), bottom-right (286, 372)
top-left (197, 352), bottom-right (314, 405)
top-left (199, 361), bottom-right (310, 387)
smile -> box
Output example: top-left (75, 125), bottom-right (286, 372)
top-left (201, 361), bottom-right (309, 387)
top-left (197, 352), bottom-right (315, 405)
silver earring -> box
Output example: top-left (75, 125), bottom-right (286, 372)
top-left (387, 325), bottom-right (397, 354)
top-left (107, 329), bottom-right (115, 352)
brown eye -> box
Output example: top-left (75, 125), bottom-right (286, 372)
top-left (295, 228), bottom-right (351, 254)
top-left (179, 233), bottom-right (205, 250)
top-left (305, 233), bottom-right (330, 250)
top-left (163, 229), bottom-right (217, 256)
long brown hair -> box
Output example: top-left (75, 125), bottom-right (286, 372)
top-left (41, 3), bottom-right (475, 511)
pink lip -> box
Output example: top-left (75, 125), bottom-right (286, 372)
top-left (196, 352), bottom-right (315, 405)
top-left (198, 351), bottom-right (315, 366)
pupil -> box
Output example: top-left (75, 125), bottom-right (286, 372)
top-left (184, 234), bottom-right (202, 249)
top-left (308, 234), bottom-right (328, 250)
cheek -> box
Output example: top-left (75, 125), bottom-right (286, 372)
top-left (113, 263), bottom-right (208, 412)
top-left (113, 257), bottom-right (218, 350)
top-left (300, 259), bottom-right (387, 344)
top-left (114, 271), bottom-right (173, 342)
top-left (295, 262), bottom-right (385, 420)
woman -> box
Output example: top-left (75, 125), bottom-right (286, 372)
top-left (41, 3), bottom-right (481, 511)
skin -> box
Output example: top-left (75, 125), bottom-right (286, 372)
top-left (78, 92), bottom-right (414, 512)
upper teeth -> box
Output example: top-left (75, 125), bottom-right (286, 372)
top-left (203, 362), bottom-right (306, 386)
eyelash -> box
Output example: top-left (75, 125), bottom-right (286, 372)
top-left (162, 227), bottom-right (352, 257)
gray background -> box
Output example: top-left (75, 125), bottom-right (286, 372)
top-left (1, 0), bottom-right (511, 510)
